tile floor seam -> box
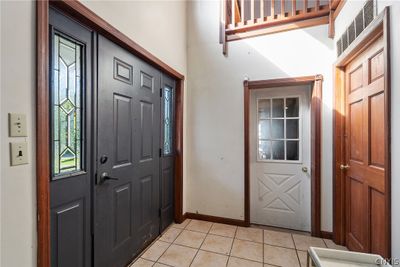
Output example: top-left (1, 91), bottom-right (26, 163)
top-left (291, 233), bottom-right (302, 267)
top-left (234, 236), bottom-right (264, 244)
top-left (264, 242), bottom-right (298, 250)
top-left (187, 224), bottom-right (211, 267)
top-left (226, 224), bottom-right (239, 266)
top-left (262, 229), bottom-right (265, 264)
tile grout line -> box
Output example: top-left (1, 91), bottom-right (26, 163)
top-left (226, 225), bottom-right (239, 266)
top-left (291, 233), bottom-right (302, 267)
top-left (188, 221), bottom-right (213, 267)
top-left (262, 228), bottom-right (265, 265)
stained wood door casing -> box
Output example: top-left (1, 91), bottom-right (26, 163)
top-left (344, 34), bottom-right (388, 257)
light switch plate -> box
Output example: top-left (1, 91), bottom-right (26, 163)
top-left (10, 142), bottom-right (28, 166)
top-left (9, 113), bottom-right (27, 137)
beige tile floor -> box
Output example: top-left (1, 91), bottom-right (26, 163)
top-left (129, 219), bottom-right (347, 267)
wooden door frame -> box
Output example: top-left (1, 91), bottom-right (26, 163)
top-left (244, 75), bottom-right (324, 237)
top-left (332, 7), bottom-right (391, 255)
top-left (36, 1), bottom-right (185, 266)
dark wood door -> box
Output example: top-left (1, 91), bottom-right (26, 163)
top-left (344, 34), bottom-right (389, 257)
top-left (49, 8), bottom-right (93, 267)
top-left (160, 75), bottom-right (176, 232)
top-left (95, 35), bottom-right (161, 267)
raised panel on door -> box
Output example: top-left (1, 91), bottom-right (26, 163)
top-left (349, 101), bottom-right (363, 163)
top-left (52, 200), bottom-right (84, 267)
top-left (370, 189), bottom-right (386, 256)
top-left (369, 92), bottom-right (385, 168)
top-left (113, 94), bottom-right (133, 168)
top-left (346, 178), bottom-right (366, 252)
top-left (113, 183), bottom-right (132, 248)
top-left (49, 8), bottom-right (92, 267)
top-left (140, 101), bottom-right (154, 161)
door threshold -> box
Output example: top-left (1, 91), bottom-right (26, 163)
top-left (250, 223), bottom-right (311, 236)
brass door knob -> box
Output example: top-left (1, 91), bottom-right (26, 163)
top-left (340, 164), bottom-right (350, 170)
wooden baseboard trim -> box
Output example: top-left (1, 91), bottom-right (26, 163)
top-left (185, 212), bottom-right (247, 227)
top-left (320, 231), bottom-right (333, 239)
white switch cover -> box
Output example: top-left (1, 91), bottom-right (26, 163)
top-left (10, 142), bottom-right (28, 166)
top-left (9, 113), bottom-right (27, 137)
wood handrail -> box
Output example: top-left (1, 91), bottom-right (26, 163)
top-left (222, 0), bottom-right (345, 51)
top-left (226, 5), bottom-right (330, 34)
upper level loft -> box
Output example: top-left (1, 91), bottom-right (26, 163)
top-left (220, 0), bottom-right (345, 53)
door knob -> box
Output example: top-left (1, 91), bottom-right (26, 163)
top-left (302, 167), bottom-right (308, 173)
top-left (340, 164), bottom-right (350, 170)
top-left (100, 172), bottom-right (119, 182)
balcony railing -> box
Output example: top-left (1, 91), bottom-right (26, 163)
top-left (220, 0), bottom-right (344, 54)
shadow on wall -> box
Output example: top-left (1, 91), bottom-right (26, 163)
top-left (186, 39), bottom-right (290, 219)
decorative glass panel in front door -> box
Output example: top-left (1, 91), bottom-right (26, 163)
top-left (52, 33), bottom-right (84, 176)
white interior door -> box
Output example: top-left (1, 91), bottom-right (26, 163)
top-left (250, 85), bottom-right (311, 232)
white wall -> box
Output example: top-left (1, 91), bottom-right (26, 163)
top-left (186, 0), bottom-right (335, 231)
top-left (0, 1), bottom-right (187, 267)
top-left (1, 1), bottom-right (36, 267)
top-left (335, 0), bottom-right (400, 258)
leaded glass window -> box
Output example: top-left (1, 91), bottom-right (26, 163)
top-left (52, 33), bottom-right (83, 176)
top-left (163, 87), bottom-right (173, 155)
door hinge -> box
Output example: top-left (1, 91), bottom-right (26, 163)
top-left (159, 148), bottom-right (162, 157)
top-left (160, 88), bottom-right (163, 97)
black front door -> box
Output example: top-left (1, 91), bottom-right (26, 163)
top-left (94, 35), bottom-right (161, 267)
top-left (49, 8), bottom-right (93, 267)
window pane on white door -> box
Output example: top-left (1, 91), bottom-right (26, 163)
top-left (286, 141), bottom-right (299, 160)
top-left (286, 98), bottom-right (299, 117)
top-left (258, 119), bottom-right (271, 139)
top-left (286, 119), bottom-right (299, 139)
top-left (271, 119), bottom-right (284, 139)
top-left (272, 98), bottom-right (284, 117)
top-left (258, 99), bottom-right (271, 119)
top-left (272, 141), bottom-right (285, 160)
top-left (259, 141), bottom-right (271, 160)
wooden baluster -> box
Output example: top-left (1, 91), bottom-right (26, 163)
top-left (260, 0), bottom-right (264, 22)
top-left (315, 0), bottom-right (320, 11)
top-left (271, 0), bottom-right (275, 18)
top-left (251, 0), bottom-right (254, 23)
top-left (292, 0), bottom-right (296, 16)
top-left (281, 0), bottom-right (285, 17)
top-left (231, 0), bottom-right (235, 26)
top-left (241, 0), bottom-right (244, 25)
top-left (303, 0), bottom-right (308, 13)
